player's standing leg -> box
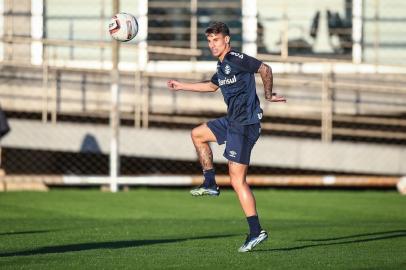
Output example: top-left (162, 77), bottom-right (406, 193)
top-left (189, 123), bottom-right (220, 196)
top-left (228, 161), bottom-right (268, 252)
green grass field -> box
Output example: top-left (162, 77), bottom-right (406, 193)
top-left (0, 188), bottom-right (405, 269)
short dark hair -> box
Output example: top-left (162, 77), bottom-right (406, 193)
top-left (205, 21), bottom-right (230, 36)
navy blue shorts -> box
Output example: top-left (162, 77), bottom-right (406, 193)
top-left (207, 117), bottom-right (261, 165)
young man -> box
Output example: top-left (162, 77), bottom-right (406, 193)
top-left (167, 22), bottom-right (286, 252)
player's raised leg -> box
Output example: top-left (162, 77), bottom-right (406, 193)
top-left (190, 123), bottom-right (220, 196)
top-left (228, 161), bottom-right (268, 252)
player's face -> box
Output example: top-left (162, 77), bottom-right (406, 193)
top-left (206, 33), bottom-right (230, 58)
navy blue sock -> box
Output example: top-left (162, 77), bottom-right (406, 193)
top-left (247, 215), bottom-right (262, 237)
top-left (203, 169), bottom-right (216, 187)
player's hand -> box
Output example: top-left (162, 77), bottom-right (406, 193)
top-left (268, 93), bottom-right (287, 102)
top-left (167, 80), bottom-right (182, 91)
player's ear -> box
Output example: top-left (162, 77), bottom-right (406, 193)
top-left (225, 35), bottom-right (230, 44)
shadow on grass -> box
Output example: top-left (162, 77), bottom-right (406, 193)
top-left (0, 233), bottom-right (237, 257)
top-left (0, 230), bottom-right (56, 236)
top-left (256, 230), bottom-right (406, 252)
top-left (298, 230), bottom-right (406, 242)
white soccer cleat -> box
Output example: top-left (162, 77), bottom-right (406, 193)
top-left (238, 230), bottom-right (268, 252)
top-left (190, 184), bottom-right (220, 196)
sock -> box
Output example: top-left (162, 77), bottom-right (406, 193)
top-left (247, 215), bottom-right (262, 237)
top-left (203, 169), bottom-right (216, 187)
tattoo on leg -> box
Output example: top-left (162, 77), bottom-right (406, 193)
top-left (196, 143), bottom-right (213, 171)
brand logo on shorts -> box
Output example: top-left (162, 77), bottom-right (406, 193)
top-left (224, 64), bottom-right (231, 75)
top-left (229, 150), bottom-right (237, 158)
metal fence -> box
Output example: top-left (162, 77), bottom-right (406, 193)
top-left (1, 57), bottom-right (405, 174)
top-left (0, 0), bottom-right (406, 191)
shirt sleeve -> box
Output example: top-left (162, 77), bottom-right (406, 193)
top-left (211, 73), bottom-right (219, 86)
top-left (228, 52), bottom-right (262, 73)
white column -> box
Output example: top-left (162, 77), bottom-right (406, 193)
top-left (0, 0), bottom-right (3, 165)
top-left (110, 79), bottom-right (119, 193)
top-left (110, 0), bottom-right (120, 193)
top-left (0, 0), bottom-right (4, 61)
top-left (31, 0), bottom-right (43, 65)
top-left (242, 0), bottom-right (257, 56)
top-left (352, 0), bottom-right (364, 64)
top-left (137, 0), bottom-right (148, 71)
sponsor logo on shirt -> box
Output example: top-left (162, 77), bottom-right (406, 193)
top-left (224, 64), bottom-right (231, 75)
top-left (218, 75), bottom-right (237, 86)
top-left (230, 51), bottom-right (244, 59)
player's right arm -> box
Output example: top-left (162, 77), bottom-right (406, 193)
top-left (167, 80), bottom-right (218, 92)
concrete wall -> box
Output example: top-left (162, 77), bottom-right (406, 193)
top-left (2, 0), bottom-right (406, 65)
top-left (2, 119), bottom-right (406, 175)
top-left (364, 0), bottom-right (406, 65)
top-left (3, 0), bottom-right (31, 62)
top-left (257, 0), bottom-right (406, 65)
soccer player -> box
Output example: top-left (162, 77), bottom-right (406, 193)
top-left (167, 22), bottom-right (286, 252)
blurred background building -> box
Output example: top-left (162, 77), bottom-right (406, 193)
top-left (0, 0), bottom-right (405, 190)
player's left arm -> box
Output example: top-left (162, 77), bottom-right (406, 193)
top-left (257, 63), bottom-right (286, 102)
top-left (230, 52), bottom-right (286, 102)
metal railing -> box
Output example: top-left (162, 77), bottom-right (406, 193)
top-left (0, 37), bottom-right (406, 143)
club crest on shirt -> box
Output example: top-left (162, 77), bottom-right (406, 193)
top-left (224, 64), bottom-right (231, 75)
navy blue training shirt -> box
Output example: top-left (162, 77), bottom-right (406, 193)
top-left (211, 50), bottom-right (263, 125)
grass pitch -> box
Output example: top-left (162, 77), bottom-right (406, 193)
top-left (0, 188), bottom-right (405, 269)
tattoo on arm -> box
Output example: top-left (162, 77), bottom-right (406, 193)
top-left (258, 63), bottom-right (273, 100)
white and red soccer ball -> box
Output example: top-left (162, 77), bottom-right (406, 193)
top-left (109, 12), bottom-right (138, 42)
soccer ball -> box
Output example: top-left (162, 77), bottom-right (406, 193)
top-left (109, 12), bottom-right (138, 42)
top-left (397, 178), bottom-right (406, 195)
